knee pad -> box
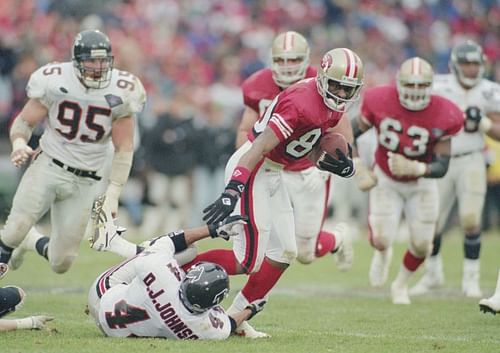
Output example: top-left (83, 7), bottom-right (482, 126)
top-left (0, 286), bottom-right (25, 318)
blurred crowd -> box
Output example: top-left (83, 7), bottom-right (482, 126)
top-left (1, 0), bottom-right (500, 234)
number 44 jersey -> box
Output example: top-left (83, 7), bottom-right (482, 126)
top-left (96, 238), bottom-right (231, 340)
top-left (360, 85), bottom-right (463, 181)
top-left (27, 61), bottom-right (146, 171)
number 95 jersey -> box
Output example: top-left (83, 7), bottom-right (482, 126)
top-left (361, 85), bottom-right (463, 181)
top-left (27, 62), bottom-right (146, 171)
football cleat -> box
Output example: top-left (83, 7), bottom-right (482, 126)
top-left (391, 281), bottom-right (411, 305)
top-left (234, 321), bottom-right (270, 339)
top-left (462, 259), bottom-right (482, 298)
top-left (89, 195), bottom-right (126, 251)
top-left (333, 223), bottom-right (353, 271)
top-left (479, 295), bottom-right (500, 315)
top-left (0, 263), bottom-right (8, 280)
top-left (369, 247), bottom-right (393, 287)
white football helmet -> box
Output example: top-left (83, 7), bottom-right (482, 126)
top-left (396, 57), bottom-right (433, 111)
top-left (271, 31), bottom-right (310, 88)
top-left (316, 48), bottom-right (364, 112)
top-left (449, 40), bottom-right (485, 88)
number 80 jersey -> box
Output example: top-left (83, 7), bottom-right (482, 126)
top-left (249, 78), bottom-right (343, 169)
top-left (27, 61), bottom-right (146, 171)
top-left (360, 85), bottom-right (463, 181)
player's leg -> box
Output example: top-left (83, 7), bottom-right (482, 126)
top-left (391, 179), bottom-right (438, 304)
top-left (368, 169), bottom-right (403, 287)
top-left (409, 169), bottom-right (455, 295)
top-left (227, 163), bottom-right (292, 338)
top-left (456, 153), bottom-right (486, 297)
top-left (0, 154), bottom-right (54, 265)
top-left (46, 178), bottom-right (99, 273)
top-left (479, 269), bottom-right (500, 315)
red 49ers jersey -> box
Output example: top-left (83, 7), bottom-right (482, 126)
top-left (249, 77), bottom-right (343, 168)
top-left (243, 67), bottom-right (317, 171)
top-left (361, 85), bottom-right (463, 181)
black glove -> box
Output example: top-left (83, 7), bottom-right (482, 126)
top-left (464, 106), bottom-right (482, 132)
top-left (317, 144), bottom-right (355, 178)
top-left (245, 299), bottom-right (267, 320)
top-left (203, 190), bottom-right (240, 225)
top-left (208, 215), bottom-right (249, 240)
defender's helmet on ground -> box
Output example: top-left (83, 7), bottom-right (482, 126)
top-left (72, 30), bottom-right (114, 89)
top-left (316, 48), bottom-right (364, 112)
top-left (396, 57), bottom-right (433, 111)
top-left (179, 262), bottom-right (229, 314)
top-left (271, 31), bottom-right (310, 88)
top-left (449, 40), bottom-right (485, 88)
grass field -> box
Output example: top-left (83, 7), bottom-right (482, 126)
top-left (2, 226), bottom-right (500, 353)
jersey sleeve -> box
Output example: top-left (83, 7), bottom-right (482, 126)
top-left (267, 95), bottom-right (299, 142)
top-left (360, 89), bottom-right (377, 127)
top-left (484, 82), bottom-right (500, 114)
top-left (112, 74), bottom-right (147, 119)
top-left (26, 65), bottom-right (53, 108)
top-left (442, 100), bottom-right (464, 139)
top-left (241, 75), bottom-right (260, 112)
top-left (197, 308), bottom-right (232, 340)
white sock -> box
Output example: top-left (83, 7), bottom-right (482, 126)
top-left (110, 236), bottom-right (137, 259)
top-left (226, 291), bottom-right (249, 315)
top-left (394, 265), bottom-right (412, 287)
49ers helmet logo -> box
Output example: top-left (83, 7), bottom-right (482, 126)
top-left (321, 54), bottom-right (333, 71)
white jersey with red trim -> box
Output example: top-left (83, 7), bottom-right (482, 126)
top-left (27, 61), bottom-right (146, 171)
top-left (433, 74), bottom-right (500, 155)
top-left (96, 238), bottom-right (231, 340)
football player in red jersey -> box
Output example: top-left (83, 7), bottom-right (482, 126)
top-left (352, 57), bottom-right (463, 304)
top-left (187, 47), bottom-right (363, 337)
top-left (237, 32), bottom-right (351, 288)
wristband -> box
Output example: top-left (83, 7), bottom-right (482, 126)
top-left (16, 317), bottom-right (34, 330)
top-left (230, 166), bottom-right (251, 185)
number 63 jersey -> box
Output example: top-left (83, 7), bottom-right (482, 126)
top-left (27, 61), bottom-right (146, 171)
top-left (360, 85), bottom-right (463, 181)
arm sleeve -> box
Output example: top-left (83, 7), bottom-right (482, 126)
top-left (26, 66), bottom-right (52, 108)
top-left (267, 97), bottom-right (298, 142)
top-left (113, 75), bottom-right (147, 119)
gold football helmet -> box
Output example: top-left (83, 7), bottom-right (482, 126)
top-left (396, 57), bottom-right (433, 111)
top-left (316, 48), bottom-right (364, 112)
top-left (271, 31), bottom-right (310, 88)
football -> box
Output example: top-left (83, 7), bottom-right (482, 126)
top-left (309, 132), bottom-right (349, 164)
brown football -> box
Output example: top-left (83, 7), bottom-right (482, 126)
top-left (309, 132), bottom-right (348, 164)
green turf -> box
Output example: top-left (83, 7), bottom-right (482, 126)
top-left (2, 228), bottom-right (500, 353)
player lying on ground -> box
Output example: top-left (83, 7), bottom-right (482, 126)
top-left (0, 263), bottom-right (54, 332)
top-left (87, 198), bottom-right (265, 339)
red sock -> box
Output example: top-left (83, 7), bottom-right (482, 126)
top-left (315, 230), bottom-right (336, 258)
top-left (181, 249), bottom-right (239, 275)
top-left (241, 258), bottom-right (286, 302)
top-left (403, 250), bottom-right (425, 272)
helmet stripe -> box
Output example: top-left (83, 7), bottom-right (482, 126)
top-left (412, 57), bottom-right (421, 75)
top-left (342, 48), bottom-right (357, 78)
top-left (284, 32), bottom-right (294, 51)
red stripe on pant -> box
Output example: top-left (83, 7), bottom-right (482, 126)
top-left (240, 160), bottom-right (264, 273)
